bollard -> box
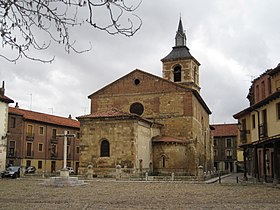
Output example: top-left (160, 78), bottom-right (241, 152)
top-left (171, 172), bottom-right (175, 181)
top-left (218, 172), bottom-right (221, 184)
top-left (236, 176), bottom-right (239, 183)
top-left (87, 165), bottom-right (93, 180)
top-left (116, 165), bottom-right (121, 181)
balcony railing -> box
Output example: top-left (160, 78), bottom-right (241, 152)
top-left (259, 123), bottom-right (268, 138)
top-left (51, 152), bottom-right (58, 159)
top-left (240, 130), bottom-right (250, 144)
top-left (8, 151), bottom-right (17, 157)
top-left (26, 151), bottom-right (34, 157)
top-left (51, 137), bottom-right (58, 144)
top-left (226, 156), bottom-right (233, 160)
top-left (26, 133), bottom-right (34, 141)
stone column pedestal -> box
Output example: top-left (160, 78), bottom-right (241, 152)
top-left (60, 168), bottom-right (69, 178)
top-left (116, 165), bottom-right (121, 181)
top-left (87, 165), bottom-right (93, 180)
top-left (198, 165), bottom-right (204, 181)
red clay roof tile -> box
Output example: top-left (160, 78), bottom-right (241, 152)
top-left (152, 136), bottom-right (187, 143)
top-left (9, 107), bottom-right (80, 128)
top-left (78, 108), bottom-right (135, 119)
top-left (0, 95), bottom-right (14, 104)
top-left (211, 123), bottom-right (238, 137)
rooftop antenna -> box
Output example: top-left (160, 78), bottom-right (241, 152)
top-left (48, 108), bottom-right (54, 115)
top-left (246, 74), bottom-right (256, 82)
top-left (29, 93), bottom-right (32, 110)
top-left (81, 107), bottom-right (87, 115)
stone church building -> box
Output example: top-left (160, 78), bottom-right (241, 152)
top-left (78, 19), bottom-right (213, 176)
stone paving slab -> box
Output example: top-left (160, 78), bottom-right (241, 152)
top-left (1, 176), bottom-right (280, 209)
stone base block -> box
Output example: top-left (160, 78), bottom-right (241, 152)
top-left (44, 177), bottom-right (85, 187)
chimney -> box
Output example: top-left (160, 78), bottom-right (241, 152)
top-left (15, 102), bottom-right (19, 109)
top-left (68, 114), bottom-right (72, 119)
top-left (0, 81), bottom-right (4, 96)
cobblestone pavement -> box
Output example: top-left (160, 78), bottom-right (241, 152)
top-left (0, 175), bottom-right (279, 210)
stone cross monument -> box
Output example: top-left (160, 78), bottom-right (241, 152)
top-left (56, 131), bottom-right (75, 178)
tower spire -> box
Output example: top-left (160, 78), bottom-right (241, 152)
top-left (175, 18), bottom-right (186, 46)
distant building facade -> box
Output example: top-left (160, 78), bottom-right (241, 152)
top-left (233, 63), bottom-right (280, 183)
top-left (0, 82), bottom-right (14, 171)
top-left (212, 124), bottom-right (238, 172)
top-left (78, 19), bottom-right (213, 177)
top-left (7, 105), bottom-right (80, 174)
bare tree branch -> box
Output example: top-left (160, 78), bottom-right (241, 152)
top-left (0, 0), bottom-right (142, 63)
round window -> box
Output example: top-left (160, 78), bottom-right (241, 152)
top-left (134, 79), bottom-right (140, 85)
top-left (130, 102), bottom-right (144, 116)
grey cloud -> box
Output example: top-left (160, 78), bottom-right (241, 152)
top-left (1, 0), bottom-right (280, 123)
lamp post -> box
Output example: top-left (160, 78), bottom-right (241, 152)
top-left (254, 109), bottom-right (260, 182)
top-left (237, 120), bottom-right (248, 181)
top-left (56, 131), bottom-right (75, 178)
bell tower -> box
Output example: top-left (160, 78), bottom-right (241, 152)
top-left (161, 18), bottom-right (200, 93)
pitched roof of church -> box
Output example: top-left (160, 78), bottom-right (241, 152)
top-left (78, 108), bottom-right (134, 119)
top-left (77, 108), bottom-right (163, 126)
top-left (152, 136), bottom-right (188, 144)
top-left (88, 69), bottom-right (211, 114)
top-left (9, 107), bottom-right (80, 128)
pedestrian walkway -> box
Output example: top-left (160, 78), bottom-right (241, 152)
top-left (205, 173), bottom-right (245, 184)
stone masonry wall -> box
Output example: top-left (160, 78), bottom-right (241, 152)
top-left (79, 117), bottom-right (159, 176)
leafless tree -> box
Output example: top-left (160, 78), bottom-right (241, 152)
top-left (0, 0), bottom-right (142, 63)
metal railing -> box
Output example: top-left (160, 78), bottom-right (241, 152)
top-left (259, 123), bottom-right (268, 138)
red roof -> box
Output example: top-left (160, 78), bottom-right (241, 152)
top-left (152, 136), bottom-right (187, 144)
top-left (9, 107), bottom-right (80, 128)
top-left (0, 95), bottom-right (14, 104)
top-left (77, 108), bottom-right (163, 127)
top-left (78, 108), bottom-right (135, 119)
top-left (211, 123), bottom-right (238, 137)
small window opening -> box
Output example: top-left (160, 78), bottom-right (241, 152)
top-left (134, 79), bottom-right (140, 85)
top-left (101, 140), bottom-right (110, 157)
top-left (130, 102), bottom-right (144, 115)
top-left (173, 65), bottom-right (181, 82)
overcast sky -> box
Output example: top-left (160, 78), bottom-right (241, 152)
top-left (1, 0), bottom-right (280, 124)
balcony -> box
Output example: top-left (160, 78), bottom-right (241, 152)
top-left (259, 123), bottom-right (268, 138)
top-left (226, 156), bottom-right (233, 160)
top-left (26, 133), bottom-right (34, 141)
top-left (240, 130), bottom-right (250, 144)
top-left (7, 151), bottom-right (17, 158)
top-left (51, 152), bottom-right (58, 160)
top-left (26, 151), bottom-right (34, 158)
top-left (51, 137), bottom-right (58, 144)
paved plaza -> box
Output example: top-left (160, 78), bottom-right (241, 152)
top-left (0, 174), bottom-right (279, 210)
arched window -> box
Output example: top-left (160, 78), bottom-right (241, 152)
top-left (173, 65), bottom-right (181, 82)
top-left (100, 139), bottom-right (110, 157)
top-left (161, 155), bottom-right (167, 168)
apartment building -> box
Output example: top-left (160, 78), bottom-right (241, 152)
top-left (233, 63), bottom-right (280, 183)
top-left (0, 81), bottom-right (14, 171)
top-left (212, 124), bottom-right (238, 172)
top-left (7, 104), bottom-right (80, 174)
